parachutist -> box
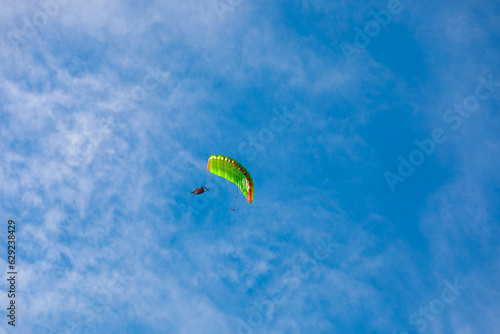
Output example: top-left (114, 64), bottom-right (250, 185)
top-left (191, 186), bottom-right (209, 195)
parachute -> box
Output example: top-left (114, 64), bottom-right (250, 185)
top-left (207, 155), bottom-right (254, 204)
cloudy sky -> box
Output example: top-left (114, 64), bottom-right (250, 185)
top-left (1, 0), bottom-right (499, 333)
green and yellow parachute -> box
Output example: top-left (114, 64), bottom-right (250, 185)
top-left (207, 155), bottom-right (254, 203)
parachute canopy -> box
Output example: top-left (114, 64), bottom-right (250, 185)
top-left (207, 155), bottom-right (254, 203)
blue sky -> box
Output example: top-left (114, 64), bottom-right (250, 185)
top-left (1, 0), bottom-right (499, 333)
